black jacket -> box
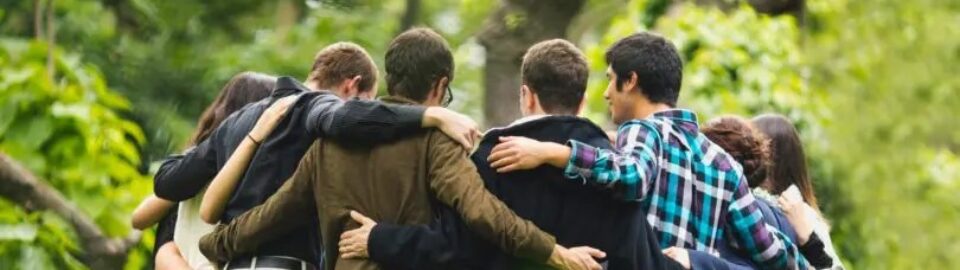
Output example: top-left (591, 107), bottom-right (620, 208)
top-left (153, 77), bottom-right (425, 264)
top-left (368, 115), bottom-right (684, 270)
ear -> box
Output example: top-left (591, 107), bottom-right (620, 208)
top-left (348, 75), bottom-right (362, 93)
top-left (432, 76), bottom-right (448, 100)
top-left (521, 85), bottom-right (536, 111)
top-left (625, 72), bottom-right (639, 92)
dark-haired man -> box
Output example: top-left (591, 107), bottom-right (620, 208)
top-left (197, 29), bottom-right (601, 270)
top-left (488, 33), bottom-right (811, 270)
top-left (153, 42), bottom-right (479, 270)
top-left (338, 39), bottom-right (684, 270)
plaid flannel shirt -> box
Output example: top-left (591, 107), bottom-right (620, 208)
top-left (563, 109), bottom-right (809, 270)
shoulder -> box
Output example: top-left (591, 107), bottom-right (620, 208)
top-left (426, 129), bottom-right (468, 154)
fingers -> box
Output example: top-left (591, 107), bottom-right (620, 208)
top-left (349, 210), bottom-right (376, 226)
top-left (487, 145), bottom-right (515, 164)
top-left (578, 253), bottom-right (601, 270)
top-left (456, 133), bottom-right (472, 150)
top-left (578, 247), bottom-right (606, 259)
top-left (488, 154), bottom-right (516, 169)
top-left (777, 196), bottom-right (793, 212)
top-left (496, 163), bottom-right (523, 173)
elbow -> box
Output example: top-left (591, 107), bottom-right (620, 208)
top-left (153, 178), bottom-right (186, 202)
top-left (131, 218), bottom-right (149, 230)
top-left (200, 208), bottom-right (218, 225)
top-left (130, 212), bottom-right (151, 230)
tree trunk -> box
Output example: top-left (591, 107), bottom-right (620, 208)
top-left (45, 0), bottom-right (55, 82)
top-left (478, 0), bottom-right (586, 127)
top-left (33, 0), bottom-right (44, 39)
top-left (0, 153), bottom-right (141, 269)
top-left (397, 0), bottom-right (421, 35)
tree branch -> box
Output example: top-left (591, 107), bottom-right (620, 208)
top-left (0, 153), bottom-right (140, 269)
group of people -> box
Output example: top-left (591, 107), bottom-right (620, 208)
top-left (130, 27), bottom-right (844, 270)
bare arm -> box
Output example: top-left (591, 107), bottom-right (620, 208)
top-left (131, 195), bottom-right (175, 230)
top-left (198, 142), bottom-right (319, 263)
top-left (199, 97), bottom-right (296, 224)
top-left (155, 242), bottom-right (191, 270)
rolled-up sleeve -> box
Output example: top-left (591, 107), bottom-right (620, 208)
top-left (302, 93), bottom-right (425, 143)
top-left (563, 121), bottom-right (661, 202)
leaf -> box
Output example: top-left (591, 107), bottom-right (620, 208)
top-left (0, 224), bottom-right (38, 241)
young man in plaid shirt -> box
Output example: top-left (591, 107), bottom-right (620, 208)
top-left (488, 32), bottom-right (810, 270)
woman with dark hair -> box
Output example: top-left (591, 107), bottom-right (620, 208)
top-left (754, 114), bottom-right (844, 269)
top-left (130, 72), bottom-right (293, 269)
top-left (662, 116), bottom-right (841, 270)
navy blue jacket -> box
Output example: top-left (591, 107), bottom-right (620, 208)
top-left (368, 115), bottom-right (684, 270)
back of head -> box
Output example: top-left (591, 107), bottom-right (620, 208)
top-left (191, 71), bottom-right (276, 145)
top-left (752, 114), bottom-right (819, 211)
top-left (605, 32), bottom-right (683, 106)
top-left (702, 116), bottom-right (770, 188)
top-left (385, 28), bottom-right (454, 102)
top-left (307, 42), bottom-right (378, 93)
top-left (521, 39), bottom-right (589, 115)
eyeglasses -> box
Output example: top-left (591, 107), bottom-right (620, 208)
top-left (442, 85), bottom-right (453, 107)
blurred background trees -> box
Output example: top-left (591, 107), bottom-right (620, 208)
top-left (0, 0), bottom-right (957, 268)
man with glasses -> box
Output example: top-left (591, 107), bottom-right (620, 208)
top-left (197, 28), bottom-right (603, 270)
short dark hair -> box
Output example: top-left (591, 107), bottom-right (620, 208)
top-left (385, 28), bottom-right (454, 102)
top-left (605, 32), bottom-right (683, 106)
top-left (521, 39), bottom-right (588, 114)
top-left (307, 42), bottom-right (378, 93)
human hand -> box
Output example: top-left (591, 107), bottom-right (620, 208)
top-left (423, 107), bottom-right (481, 150)
top-left (339, 210), bottom-right (377, 259)
top-left (662, 247), bottom-right (691, 269)
top-left (778, 193), bottom-right (815, 244)
top-left (249, 95), bottom-right (297, 143)
top-left (488, 136), bottom-right (569, 173)
top-left (547, 245), bottom-right (605, 270)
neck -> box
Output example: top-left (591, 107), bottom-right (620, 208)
top-left (305, 80), bottom-right (321, 92)
top-left (636, 103), bottom-right (673, 119)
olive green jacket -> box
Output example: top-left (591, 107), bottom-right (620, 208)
top-left (199, 97), bottom-right (555, 270)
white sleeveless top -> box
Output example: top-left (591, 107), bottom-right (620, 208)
top-left (173, 192), bottom-right (216, 270)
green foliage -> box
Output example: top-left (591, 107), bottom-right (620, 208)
top-left (0, 39), bottom-right (151, 269)
top-left (1, 0), bottom-right (958, 268)
top-left (803, 0), bottom-right (960, 268)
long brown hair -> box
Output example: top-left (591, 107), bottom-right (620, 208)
top-left (702, 116), bottom-right (771, 189)
top-left (189, 72), bottom-right (275, 146)
top-left (752, 114), bottom-right (820, 212)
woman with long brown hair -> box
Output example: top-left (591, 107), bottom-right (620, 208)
top-left (753, 114), bottom-right (843, 269)
top-left (662, 116), bottom-right (842, 270)
top-left (130, 72), bottom-right (293, 269)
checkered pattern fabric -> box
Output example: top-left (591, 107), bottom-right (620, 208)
top-left (564, 109), bottom-right (809, 270)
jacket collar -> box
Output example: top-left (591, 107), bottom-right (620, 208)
top-left (506, 114), bottom-right (549, 127)
top-left (271, 76), bottom-right (312, 97)
top-left (649, 109), bottom-right (700, 133)
top-left (378, 95), bottom-right (420, 105)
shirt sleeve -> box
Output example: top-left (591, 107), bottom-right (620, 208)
top-left (426, 131), bottom-right (556, 263)
top-left (154, 136), bottom-right (219, 201)
top-left (725, 176), bottom-right (810, 270)
top-left (563, 121), bottom-right (661, 201)
top-left (367, 205), bottom-right (485, 270)
top-left (301, 93), bottom-right (425, 143)
top-left (197, 142), bottom-right (320, 263)
top-left (688, 249), bottom-right (756, 270)
top-left (798, 232), bottom-right (834, 269)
